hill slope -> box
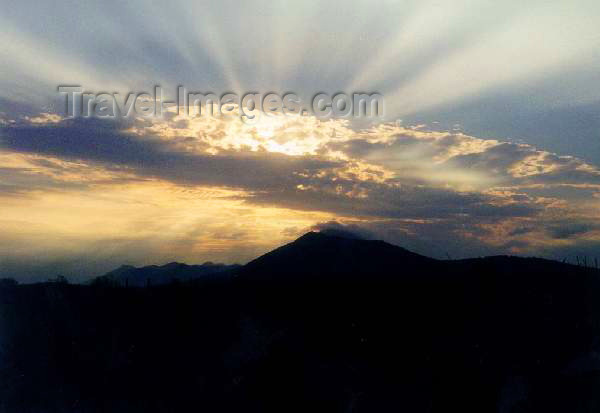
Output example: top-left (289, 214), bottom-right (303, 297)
top-left (2, 232), bottom-right (600, 412)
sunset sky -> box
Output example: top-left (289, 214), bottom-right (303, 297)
top-left (1, 0), bottom-right (600, 281)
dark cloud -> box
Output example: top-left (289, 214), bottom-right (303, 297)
top-left (0, 118), bottom-right (339, 192)
top-left (1, 117), bottom-right (151, 164)
top-left (448, 143), bottom-right (533, 172)
top-left (547, 223), bottom-right (597, 240)
top-left (508, 226), bottom-right (535, 237)
top-left (244, 179), bottom-right (540, 220)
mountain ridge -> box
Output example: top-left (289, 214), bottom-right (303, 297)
top-left (92, 231), bottom-right (599, 286)
top-left (94, 261), bottom-right (241, 286)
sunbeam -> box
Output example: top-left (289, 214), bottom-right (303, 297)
top-left (386, 3), bottom-right (600, 115)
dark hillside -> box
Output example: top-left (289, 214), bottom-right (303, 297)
top-left (1, 233), bottom-right (599, 412)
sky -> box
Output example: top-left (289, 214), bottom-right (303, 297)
top-left (1, 0), bottom-right (600, 281)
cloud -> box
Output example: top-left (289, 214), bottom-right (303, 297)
top-left (2, 112), bottom-right (600, 278)
top-left (311, 221), bottom-right (376, 240)
top-left (547, 223), bottom-right (599, 240)
top-left (0, 116), bottom-right (340, 193)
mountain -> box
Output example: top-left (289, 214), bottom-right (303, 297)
top-left (3, 232), bottom-right (600, 412)
top-left (94, 261), bottom-right (241, 286)
top-left (239, 231), bottom-right (440, 281)
top-left (92, 232), bottom-right (597, 286)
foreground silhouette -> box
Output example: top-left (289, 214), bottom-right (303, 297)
top-left (1, 232), bottom-right (599, 412)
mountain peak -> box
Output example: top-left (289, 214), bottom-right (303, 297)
top-left (295, 230), bottom-right (364, 242)
top-left (239, 231), bottom-right (437, 282)
top-left (293, 231), bottom-right (327, 242)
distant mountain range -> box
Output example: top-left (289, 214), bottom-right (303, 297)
top-left (94, 261), bottom-right (241, 287)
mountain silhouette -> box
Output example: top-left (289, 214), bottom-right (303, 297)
top-left (94, 261), bottom-right (241, 286)
top-left (2, 231), bottom-right (600, 412)
top-left (239, 231), bottom-right (439, 281)
top-left (239, 231), bottom-right (598, 285)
